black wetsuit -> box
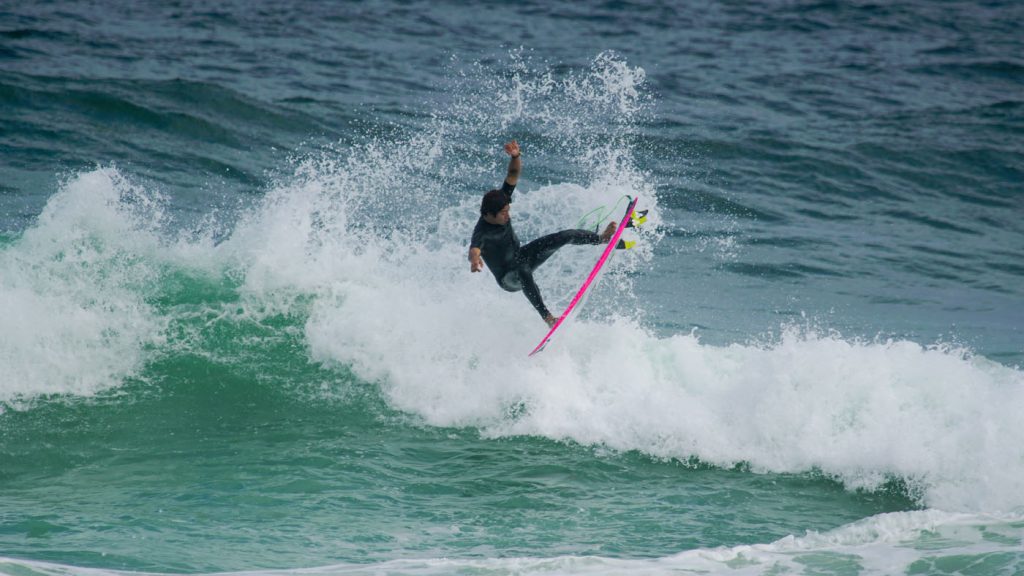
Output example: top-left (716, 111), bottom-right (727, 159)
top-left (470, 181), bottom-right (604, 319)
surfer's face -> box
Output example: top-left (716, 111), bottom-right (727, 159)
top-left (484, 204), bottom-right (510, 225)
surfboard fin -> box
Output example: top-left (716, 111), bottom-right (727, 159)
top-left (615, 239), bottom-right (636, 250)
top-left (626, 209), bottom-right (648, 229)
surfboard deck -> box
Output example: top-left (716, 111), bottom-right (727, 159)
top-left (528, 196), bottom-right (639, 357)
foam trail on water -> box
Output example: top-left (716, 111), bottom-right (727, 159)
top-left (1, 510), bottom-right (1020, 575)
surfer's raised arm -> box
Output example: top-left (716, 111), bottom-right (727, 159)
top-left (468, 141), bottom-right (521, 273)
top-left (503, 140), bottom-right (521, 186)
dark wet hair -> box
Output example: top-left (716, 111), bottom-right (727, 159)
top-left (480, 189), bottom-right (509, 216)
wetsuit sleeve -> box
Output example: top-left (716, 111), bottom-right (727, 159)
top-left (470, 219), bottom-right (485, 249)
top-left (501, 180), bottom-right (515, 202)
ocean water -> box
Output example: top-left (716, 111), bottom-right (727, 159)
top-left (2, 1), bottom-right (1023, 575)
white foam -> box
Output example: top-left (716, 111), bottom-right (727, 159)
top-left (0, 168), bottom-right (166, 407)
top-left (312, 298), bottom-right (1024, 512)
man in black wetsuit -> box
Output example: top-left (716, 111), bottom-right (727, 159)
top-left (468, 141), bottom-right (616, 327)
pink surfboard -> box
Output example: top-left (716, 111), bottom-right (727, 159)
top-left (528, 196), bottom-right (639, 356)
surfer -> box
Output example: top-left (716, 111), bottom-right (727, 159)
top-left (468, 141), bottom-right (617, 327)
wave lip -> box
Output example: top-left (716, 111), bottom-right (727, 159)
top-left (0, 167), bottom-right (165, 407)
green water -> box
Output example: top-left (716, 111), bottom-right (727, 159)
top-left (0, 290), bottom-right (915, 572)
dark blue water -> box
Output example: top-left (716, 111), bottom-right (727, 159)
top-left (2, 2), bottom-right (1023, 575)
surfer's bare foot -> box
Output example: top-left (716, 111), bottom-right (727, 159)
top-left (600, 222), bottom-right (616, 243)
top-left (544, 314), bottom-right (557, 327)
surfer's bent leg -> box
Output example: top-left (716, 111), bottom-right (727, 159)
top-left (516, 266), bottom-right (552, 320)
top-left (519, 229), bottom-right (602, 271)
top-left (501, 229), bottom-right (604, 322)
top-left (499, 266), bottom-right (551, 320)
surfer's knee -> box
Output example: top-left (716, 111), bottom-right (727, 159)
top-left (499, 272), bottom-right (522, 292)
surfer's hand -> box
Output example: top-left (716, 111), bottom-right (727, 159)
top-left (469, 248), bottom-right (483, 272)
top-left (504, 140), bottom-right (520, 158)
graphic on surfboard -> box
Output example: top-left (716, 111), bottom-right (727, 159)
top-left (528, 196), bottom-right (640, 357)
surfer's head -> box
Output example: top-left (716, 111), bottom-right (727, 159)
top-left (481, 189), bottom-right (511, 225)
